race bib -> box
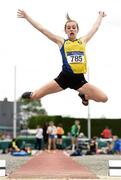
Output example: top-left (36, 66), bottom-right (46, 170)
top-left (67, 51), bottom-right (84, 64)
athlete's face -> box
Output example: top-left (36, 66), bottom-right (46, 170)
top-left (65, 21), bottom-right (79, 41)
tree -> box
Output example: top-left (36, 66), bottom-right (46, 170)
top-left (19, 98), bottom-right (47, 129)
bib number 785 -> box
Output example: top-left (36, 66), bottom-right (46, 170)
top-left (71, 55), bottom-right (84, 62)
top-left (67, 55), bottom-right (84, 63)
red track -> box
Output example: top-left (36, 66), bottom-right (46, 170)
top-left (9, 150), bottom-right (98, 179)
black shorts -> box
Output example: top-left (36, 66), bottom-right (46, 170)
top-left (57, 134), bottom-right (62, 139)
top-left (54, 71), bottom-right (88, 90)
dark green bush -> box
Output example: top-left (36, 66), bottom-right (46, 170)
top-left (27, 115), bottom-right (121, 137)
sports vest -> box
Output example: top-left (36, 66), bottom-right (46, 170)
top-left (60, 38), bottom-right (87, 74)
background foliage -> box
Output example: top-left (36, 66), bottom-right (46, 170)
top-left (27, 115), bottom-right (121, 137)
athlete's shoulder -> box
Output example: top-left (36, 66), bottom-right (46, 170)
top-left (77, 37), bottom-right (85, 44)
top-left (64, 39), bottom-right (71, 43)
top-left (79, 37), bottom-right (87, 44)
top-left (60, 39), bottom-right (70, 49)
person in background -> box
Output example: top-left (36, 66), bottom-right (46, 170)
top-left (113, 136), bottom-right (121, 154)
top-left (35, 125), bottom-right (43, 150)
top-left (106, 141), bottom-right (113, 154)
top-left (8, 138), bottom-right (20, 152)
top-left (43, 122), bottom-right (49, 150)
top-left (46, 121), bottom-right (57, 152)
top-left (67, 132), bottom-right (72, 138)
top-left (101, 126), bottom-right (112, 139)
top-left (71, 120), bottom-right (81, 151)
top-left (57, 123), bottom-right (64, 149)
top-left (86, 136), bottom-right (98, 155)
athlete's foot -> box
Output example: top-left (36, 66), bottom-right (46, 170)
top-left (21, 92), bottom-right (32, 99)
top-left (78, 93), bottom-right (88, 106)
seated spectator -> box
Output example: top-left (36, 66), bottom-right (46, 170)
top-left (100, 126), bottom-right (112, 139)
top-left (78, 132), bottom-right (86, 138)
top-left (11, 147), bottom-right (32, 156)
top-left (8, 138), bottom-right (20, 152)
top-left (106, 141), bottom-right (113, 154)
top-left (86, 136), bottom-right (98, 155)
top-left (67, 132), bottom-right (72, 138)
top-left (113, 136), bottom-right (121, 154)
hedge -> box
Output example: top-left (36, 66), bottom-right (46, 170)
top-left (27, 115), bottom-right (121, 138)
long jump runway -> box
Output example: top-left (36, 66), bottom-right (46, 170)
top-left (9, 150), bottom-right (98, 179)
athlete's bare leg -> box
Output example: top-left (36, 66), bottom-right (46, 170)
top-left (31, 80), bottom-right (63, 100)
top-left (78, 83), bottom-right (108, 102)
top-left (21, 80), bottom-right (63, 100)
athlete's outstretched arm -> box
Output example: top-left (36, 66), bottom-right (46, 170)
top-left (17, 9), bottom-right (64, 46)
top-left (82, 11), bottom-right (106, 43)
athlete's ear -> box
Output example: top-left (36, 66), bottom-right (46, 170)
top-left (77, 26), bottom-right (79, 33)
top-left (64, 25), bottom-right (66, 34)
top-left (64, 29), bottom-right (68, 35)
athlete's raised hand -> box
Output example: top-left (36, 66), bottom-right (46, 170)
top-left (17, 9), bottom-right (64, 45)
top-left (99, 11), bottom-right (106, 17)
top-left (82, 11), bottom-right (107, 43)
top-left (17, 9), bottom-right (27, 19)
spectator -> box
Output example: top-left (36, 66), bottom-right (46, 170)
top-left (8, 138), bottom-right (20, 152)
top-left (86, 136), bottom-right (98, 155)
top-left (35, 125), bottom-right (43, 150)
top-left (43, 122), bottom-right (48, 150)
top-left (101, 126), bottom-right (112, 139)
top-left (67, 132), bottom-right (72, 138)
top-left (113, 136), bottom-right (121, 154)
top-left (79, 132), bottom-right (85, 138)
top-left (47, 121), bottom-right (57, 152)
top-left (71, 120), bottom-right (81, 151)
top-left (57, 123), bottom-right (64, 149)
top-left (106, 141), bottom-right (113, 154)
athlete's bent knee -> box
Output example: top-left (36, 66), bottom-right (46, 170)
top-left (102, 95), bottom-right (108, 103)
top-left (31, 93), bottom-right (40, 100)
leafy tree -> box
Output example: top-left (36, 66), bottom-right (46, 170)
top-left (19, 98), bottom-right (47, 129)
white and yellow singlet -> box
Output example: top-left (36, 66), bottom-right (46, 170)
top-left (60, 38), bottom-right (87, 74)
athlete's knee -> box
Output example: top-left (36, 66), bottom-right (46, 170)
top-left (95, 95), bottom-right (108, 103)
top-left (31, 92), bottom-right (40, 100)
top-left (101, 95), bottom-right (108, 103)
